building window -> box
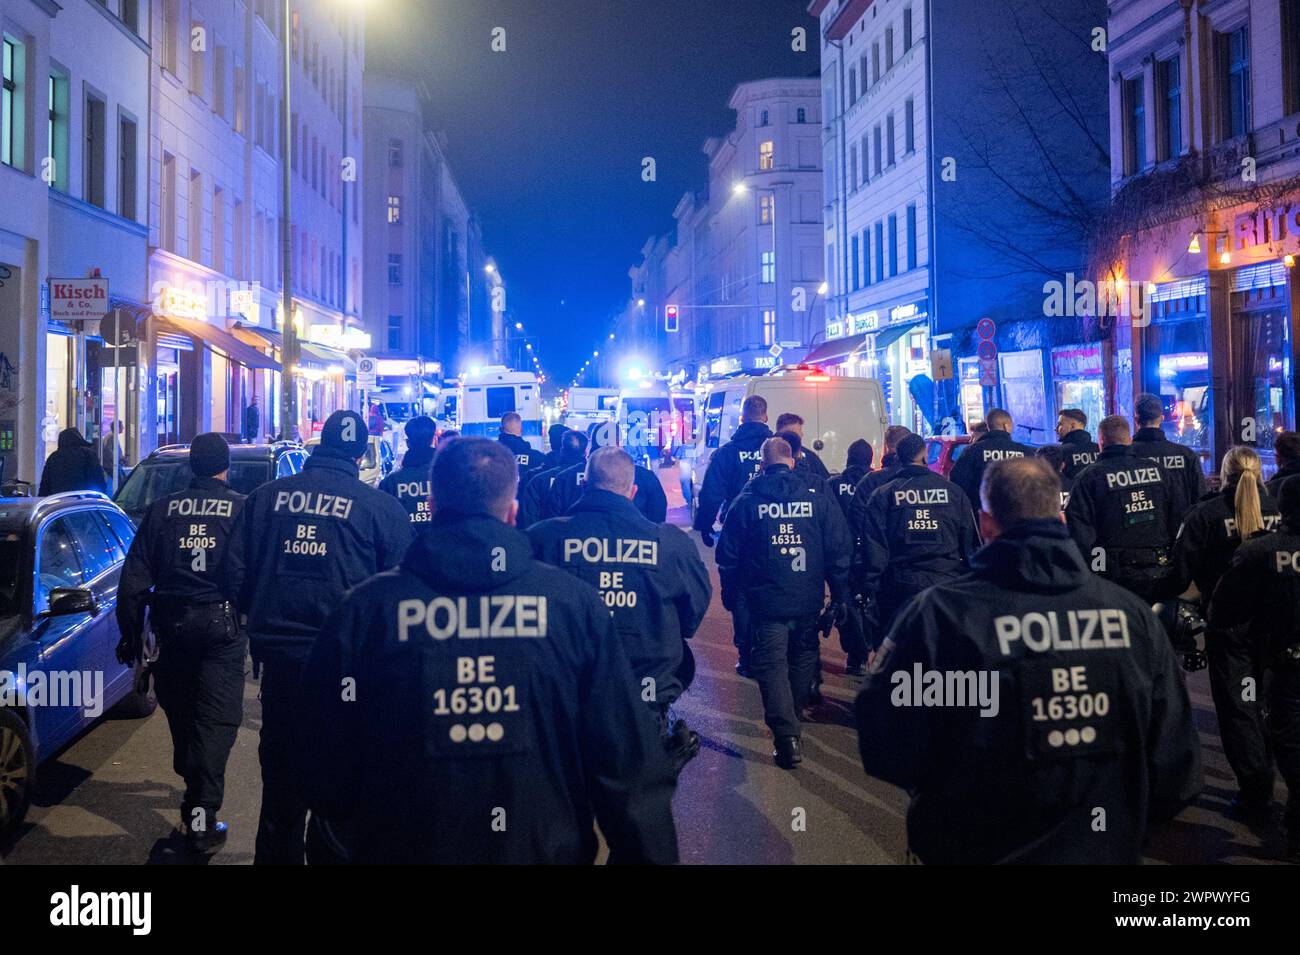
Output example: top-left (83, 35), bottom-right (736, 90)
top-left (849, 145), bottom-right (858, 190)
top-left (387, 195), bottom-right (401, 224)
top-left (903, 7), bottom-right (913, 51)
top-left (849, 68), bottom-right (857, 104)
top-left (214, 46), bottom-right (227, 119)
top-left (872, 43), bottom-right (880, 84)
top-left (905, 97), bottom-right (915, 153)
top-left (188, 169), bottom-right (203, 264)
top-left (851, 235), bottom-right (860, 290)
top-left (212, 186), bottom-right (224, 272)
top-left (762, 309), bottom-right (776, 346)
top-left (118, 115), bottom-right (137, 220)
top-left (886, 112), bottom-right (896, 166)
top-left (84, 93), bottom-right (106, 208)
top-left (3, 37), bottom-right (24, 170)
top-left (1122, 74), bottom-right (1145, 175)
top-left (387, 315), bottom-right (402, 351)
top-left (888, 214), bottom-right (899, 277)
top-left (761, 250), bottom-right (775, 284)
top-left (872, 124), bottom-right (882, 176)
top-left (862, 229), bottom-right (871, 287)
top-left (1288, 0), bottom-right (1300, 115)
top-left (885, 27), bottom-right (894, 70)
top-left (47, 72), bottom-right (68, 189)
top-left (759, 140), bottom-right (774, 170)
top-left (161, 153), bottom-right (176, 251)
top-left (1156, 56), bottom-right (1181, 161)
top-left (906, 204), bottom-right (917, 270)
top-left (759, 193), bottom-right (774, 224)
top-left (874, 221), bottom-right (884, 281)
top-left (759, 108), bottom-right (769, 126)
top-left (1216, 25), bottom-right (1251, 140)
top-left (388, 138), bottom-right (403, 167)
top-left (233, 64), bottom-right (245, 134)
top-left (796, 107), bottom-right (806, 123)
top-left (387, 254), bottom-right (402, 285)
top-left (120, 0), bottom-right (139, 34)
top-left (189, 22), bottom-right (206, 97)
top-left (162, 0), bottom-right (180, 74)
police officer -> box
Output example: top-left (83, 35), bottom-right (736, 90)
top-left (1132, 392), bottom-right (1205, 522)
top-left (857, 457), bottom-right (1202, 863)
top-left (379, 415), bottom-right (437, 523)
top-left (540, 422), bottom-right (570, 471)
top-left (717, 437), bottom-right (851, 768)
top-left (1266, 431), bottom-right (1300, 500)
top-left (830, 439), bottom-right (874, 675)
top-left (858, 433), bottom-right (979, 637)
top-left (544, 422), bottom-right (668, 523)
top-left (1035, 444), bottom-right (1073, 510)
top-left (222, 409), bottom-right (413, 864)
top-left (1055, 408), bottom-right (1100, 481)
top-left (1210, 475), bottom-right (1300, 858)
top-left (529, 447), bottom-right (712, 772)
top-left (1179, 446), bottom-right (1279, 823)
top-left (497, 410), bottom-right (542, 483)
top-left (116, 433), bottom-right (245, 854)
top-left (298, 438), bottom-right (679, 863)
top-left (517, 429), bottom-right (587, 529)
top-left (1066, 415), bottom-right (1182, 605)
top-left (775, 413), bottom-right (830, 479)
top-left (949, 408), bottom-right (1034, 517)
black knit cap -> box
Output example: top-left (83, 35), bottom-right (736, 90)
top-left (320, 410), bottom-right (369, 458)
top-left (190, 432), bottom-right (230, 478)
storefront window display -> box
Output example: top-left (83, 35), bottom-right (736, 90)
top-left (1143, 294), bottom-right (1211, 459)
top-left (1231, 279), bottom-right (1293, 470)
top-left (998, 349), bottom-right (1049, 444)
top-left (1051, 344), bottom-right (1106, 434)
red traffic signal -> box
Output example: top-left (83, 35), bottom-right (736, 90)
top-left (665, 304), bottom-right (680, 333)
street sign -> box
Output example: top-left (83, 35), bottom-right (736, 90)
top-left (976, 317), bottom-right (996, 341)
top-left (979, 357), bottom-right (999, 387)
top-left (931, 348), bottom-right (953, 381)
top-left (976, 339), bottom-right (997, 362)
top-left (769, 343), bottom-right (783, 358)
top-left (356, 356), bottom-right (378, 390)
top-left (49, 277), bottom-right (109, 323)
top-left (103, 344), bottom-right (139, 368)
top-left (99, 308), bottom-right (138, 346)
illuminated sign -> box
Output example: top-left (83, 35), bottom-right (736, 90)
top-left (710, 357), bottom-right (741, 376)
top-left (309, 324), bottom-right (373, 351)
top-left (49, 277), bottom-right (109, 322)
top-left (753, 356), bottom-right (776, 369)
top-left (826, 321), bottom-right (844, 338)
top-left (158, 285), bottom-right (208, 321)
top-left (229, 289), bottom-right (254, 316)
top-left (890, 303), bottom-right (920, 323)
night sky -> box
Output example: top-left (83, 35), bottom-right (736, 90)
top-left (365, 0), bottom-right (819, 384)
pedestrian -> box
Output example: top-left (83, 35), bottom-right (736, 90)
top-left (1034, 444), bottom-right (1073, 510)
top-left (38, 427), bottom-right (108, 496)
top-left (529, 447), bottom-right (712, 774)
top-left (1265, 431), bottom-right (1300, 500)
top-left (829, 439), bottom-right (874, 675)
top-left (243, 395), bottom-right (261, 444)
top-left (221, 409), bottom-right (413, 864)
top-left (516, 428), bottom-right (586, 529)
top-left (775, 413), bottom-right (830, 479)
top-left (540, 423), bottom-right (570, 471)
top-left (497, 411), bottom-right (542, 482)
top-left (379, 415), bottom-right (438, 523)
top-left (1132, 392), bottom-right (1206, 522)
top-left (716, 436), bottom-right (851, 768)
top-left (857, 457), bottom-right (1202, 863)
top-left (543, 422), bottom-right (667, 523)
top-left (1209, 474), bottom-right (1300, 859)
top-left (115, 433), bottom-right (246, 855)
top-left (857, 433), bottom-right (979, 638)
top-left (948, 408), bottom-right (1034, 517)
top-left (1055, 408), bottom-right (1100, 481)
top-left (1178, 446), bottom-right (1279, 823)
top-left (1065, 414), bottom-right (1182, 605)
top-left (298, 437), bottom-right (679, 863)
top-left (692, 395), bottom-right (773, 676)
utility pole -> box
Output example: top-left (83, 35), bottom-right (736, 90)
top-left (278, 0), bottom-right (298, 440)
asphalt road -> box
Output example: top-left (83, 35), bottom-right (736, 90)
top-left (1, 477), bottom-right (1291, 865)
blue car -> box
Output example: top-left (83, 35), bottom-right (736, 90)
top-left (0, 491), bottom-right (155, 841)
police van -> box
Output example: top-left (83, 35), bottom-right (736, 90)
top-left (458, 366), bottom-right (544, 451)
top-left (683, 364), bottom-right (888, 516)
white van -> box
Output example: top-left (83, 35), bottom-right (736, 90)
top-left (458, 366), bottom-right (544, 451)
top-left (563, 387), bottom-right (619, 433)
top-left (682, 365), bottom-right (888, 515)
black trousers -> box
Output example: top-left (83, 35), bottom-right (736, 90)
top-left (752, 617), bottom-right (821, 739)
top-left (255, 657), bottom-right (309, 865)
top-left (1206, 627), bottom-right (1273, 802)
top-left (731, 590), bottom-right (753, 668)
top-left (1267, 666), bottom-right (1300, 826)
top-left (836, 602), bottom-right (868, 666)
top-left (152, 601), bottom-right (245, 837)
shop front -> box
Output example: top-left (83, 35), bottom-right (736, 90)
top-left (1050, 343), bottom-right (1107, 436)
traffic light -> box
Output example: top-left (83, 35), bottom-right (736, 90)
top-left (665, 304), bottom-right (679, 333)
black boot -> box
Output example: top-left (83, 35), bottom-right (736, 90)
top-left (186, 820), bottom-right (229, 855)
top-left (773, 736), bottom-right (802, 769)
top-left (666, 718), bottom-right (702, 776)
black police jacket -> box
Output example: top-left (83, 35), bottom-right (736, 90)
top-left (1210, 521), bottom-right (1300, 661)
top-left (221, 448), bottom-right (414, 664)
top-left (498, 432), bottom-right (543, 482)
top-left (857, 520), bottom-right (1202, 864)
top-left (858, 464), bottom-right (978, 606)
top-left (516, 450), bottom-right (586, 530)
top-left (692, 420), bottom-right (773, 533)
top-left (1265, 462), bottom-right (1300, 501)
top-left (378, 445), bottom-right (435, 523)
top-left (830, 464), bottom-right (871, 520)
top-left (528, 489), bottom-right (712, 704)
top-left (117, 476), bottom-right (246, 640)
top-left (948, 429), bottom-right (1035, 514)
top-left (1059, 429), bottom-right (1100, 481)
top-left (38, 429), bottom-right (108, 496)
top-left (1131, 426), bottom-right (1205, 523)
top-left (544, 461), bottom-right (668, 523)
top-left (798, 447), bottom-right (831, 479)
top-left (847, 465), bottom-right (902, 550)
top-left (716, 464), bottom-right (851, 621)
top-left (1065, 444), bottom-right (1181, 597)
top-left (1174, 479), bottom-right (1280, 606)
top-left (299, 513), bottom-right (679, 864)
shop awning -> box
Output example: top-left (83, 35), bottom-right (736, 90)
top-left (298, 341), bottom-right (356, 374)
top-left (156, 314), bottom-right (281, 371)
top-left (231, 322), bottom-right (284, 350)
top-left (804, 332), bottom-right (871, 365)
top-left (872, 321), bottom-right (921, 352)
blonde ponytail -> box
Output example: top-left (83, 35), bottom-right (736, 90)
top-left (1221, 446), bottom-right (1264, 539)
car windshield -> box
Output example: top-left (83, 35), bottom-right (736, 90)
top-left (116, 459), bottom-right (272, 515)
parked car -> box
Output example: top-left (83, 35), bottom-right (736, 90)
top-left (304, 433), bottom-right (393, 488)
top-left (0, 491), bottom-right (154, 840)
top-left (114, 441), bottom-right (306, 522)
top-left (925, 435), bottom-right (973, 479)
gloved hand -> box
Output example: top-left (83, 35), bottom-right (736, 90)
top-left (115, 630), bottom-right (142, 666)
top-left (698, 529), bottom-right (715, 549)
top-left (831, 600), bottom-right (849, 627)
